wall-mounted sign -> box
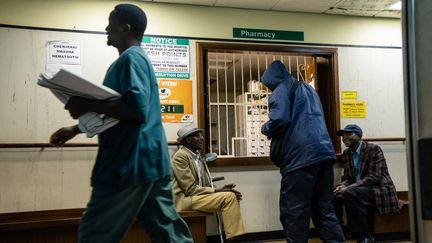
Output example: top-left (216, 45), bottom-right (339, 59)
top-left (233, 28), bottom-right (304, 41)
top-left (158, 79), bottom-right (193, 123)
top-left (48, 41), bottom-right (81, 65)
top-left (341, 101), bottom-right (366, 118)
top-left (142, 37), bottom-right (190, 79)
top-left (341, 91), bottom-right (357, 100)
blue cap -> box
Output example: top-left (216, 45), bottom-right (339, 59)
top-left (336, 124), bottom-right (363, 137)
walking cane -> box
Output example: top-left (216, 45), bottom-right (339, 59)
top-left (203, 152), bottom-right (225, 243)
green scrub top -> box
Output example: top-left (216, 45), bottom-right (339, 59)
top-left (91, 46), bottom-right (171, 190)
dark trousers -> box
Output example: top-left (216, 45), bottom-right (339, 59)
top-left (333, 186), bottom-right (375, 236)
top-left (280, 160), bottom-right (345, 243)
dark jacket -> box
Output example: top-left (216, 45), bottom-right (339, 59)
top-left (261, 60), bottom-right (336, 172)
top-left (340, 141), bottom-right (402, 214)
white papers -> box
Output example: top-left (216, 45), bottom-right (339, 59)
top-left (45, 63), bottom-right (82, 77)
top-left (38, 69), bottom-right (121, 137)
top-left (46, 41), bottom-right (82, 80)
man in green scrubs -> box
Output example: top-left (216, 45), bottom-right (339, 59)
top-left (49, 4), bottom-right (193, 243)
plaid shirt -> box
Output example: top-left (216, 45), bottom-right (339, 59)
top-left (340, 141), bottom-right (402, 214)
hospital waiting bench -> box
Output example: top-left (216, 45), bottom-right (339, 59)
top-left (0, 208), bottom-right (207, 243)
top-left (372, 191), bottom-right (410, 238)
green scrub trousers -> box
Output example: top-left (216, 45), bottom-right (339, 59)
top-left (78, 176), bottom-right (193, 243)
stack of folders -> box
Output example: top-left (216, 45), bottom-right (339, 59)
top-left (38, 69), bottom-right (121, 137)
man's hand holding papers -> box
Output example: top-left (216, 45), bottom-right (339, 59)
top-left (38, 69), bottom-right (121, 137)
top-left (65, 96), bottom-right (93, 119)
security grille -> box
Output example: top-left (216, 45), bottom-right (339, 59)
top-left (207, 51), bottom-right (315, 157)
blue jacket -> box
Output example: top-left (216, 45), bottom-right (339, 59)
top-left (261, 60), bottom-right (336, 172)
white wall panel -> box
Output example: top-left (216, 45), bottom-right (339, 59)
top-left (0, 148), bottom-right (94, 213)
top-left (338, 47), bottom-right (404, 137)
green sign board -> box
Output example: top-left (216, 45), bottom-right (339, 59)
top-left (141, 37), bottom-right (190, 79)
top-left (161, 104), bottom-right (184, 114)
top-left (142, 37), bottom-right (189, 45)
top-left (233, 28), bottom-right (304, 41)
top-left (156, 72), bottom-right (190, 79)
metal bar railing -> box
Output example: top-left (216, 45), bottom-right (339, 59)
top-left (362, 137), bottom-right (406, 142)
top-left (0, 141), bottom-right (181, 149)
top-left (0, 137), bottom-right (405, 149)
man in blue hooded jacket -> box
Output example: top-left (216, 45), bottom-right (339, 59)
top-left (261, 60), bottom-right (345, 243)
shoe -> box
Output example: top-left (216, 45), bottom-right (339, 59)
top-left (357, 236), bottom-right (375, 243)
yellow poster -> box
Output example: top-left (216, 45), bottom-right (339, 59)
top-left (341, 91), bottom-right (357, 100)
top-left (158, 79), bottom-right (193, 123)
top-left (341, 101), bottom-right (366, 118)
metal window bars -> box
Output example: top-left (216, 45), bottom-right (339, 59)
top-left (207, 51), bottom-right (310, 157)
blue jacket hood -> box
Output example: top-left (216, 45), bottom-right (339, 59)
top-left (262, 60), bottom-right (293, 91)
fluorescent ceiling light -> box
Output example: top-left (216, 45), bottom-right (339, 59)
top-left (389, 1), bottom-right (401, 10)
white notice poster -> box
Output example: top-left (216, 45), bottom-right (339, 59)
top-left (48, 41), bottom-right (81, 65)
top-left (141, 37), bottom-right (189, 79)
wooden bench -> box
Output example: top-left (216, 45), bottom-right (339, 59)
top-left (0, 208), bottom-right (207, 243)
top-left (372, 191), bottom-right (410, 235)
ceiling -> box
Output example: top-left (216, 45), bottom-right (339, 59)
top-left (141, 0), bottom-right (401, 18)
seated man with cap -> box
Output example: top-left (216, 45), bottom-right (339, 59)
top-left (171, 124), bottom-right (245, 241)
top-left (333, 124), bottom-right (402, 243)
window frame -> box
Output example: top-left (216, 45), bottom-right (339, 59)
top-left (196, 42), bottom-right (340, 166)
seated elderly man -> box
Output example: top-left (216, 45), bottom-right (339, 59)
top-left (333, 124), bottom-right (402, 243)
top-left (171, 124), bottom-right (245, 241)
